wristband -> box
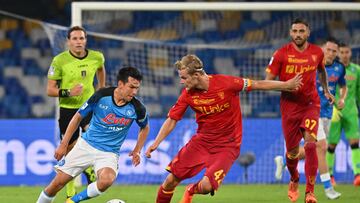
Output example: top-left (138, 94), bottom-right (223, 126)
top-left (59, 89), bottom-right (71, 97)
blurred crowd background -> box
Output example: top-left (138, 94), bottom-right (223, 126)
top-left (0, 0), bottom-right (360, 118)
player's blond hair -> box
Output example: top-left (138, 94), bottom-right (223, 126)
top-left (175, 54), bottom-right (205, 75)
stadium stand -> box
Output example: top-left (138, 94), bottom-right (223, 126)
top-left (0, 2), bottom-right (360, 118)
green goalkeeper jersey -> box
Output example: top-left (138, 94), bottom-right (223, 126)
top-left (335, 62), bottom-right (360, 115)
top-left (48, 49), bottom-right (105, 109)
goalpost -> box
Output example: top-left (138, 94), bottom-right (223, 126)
top-left (72, 2), bottom-right (360, 26)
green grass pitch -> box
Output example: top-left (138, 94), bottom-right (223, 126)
top-left (0, 184), bottom-right (359, 203)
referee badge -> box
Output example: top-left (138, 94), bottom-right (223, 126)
top-left (48, 66), bottom-right (55, 76)
top-left (81, 70), bottom-right (86, 78)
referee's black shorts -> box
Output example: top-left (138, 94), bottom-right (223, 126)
top-left (58, 107), bottom-right (92, 145)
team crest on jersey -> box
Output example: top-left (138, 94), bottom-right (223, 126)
top-left (48, 66), bottom-right (55, 76)
top-left (57, 158), bottom-right (65, 166)
top-left (334, 66), bottom-right (339, 71)
top-left (126, 109), bottom-right (134, 116)
top-left (218, 92), bottom-right (224, 100)
top-left (81, 70), bottom-right (86, 78)
top-left (311, 55), bottom-right (317, 62)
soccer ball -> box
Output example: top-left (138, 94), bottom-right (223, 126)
top-left (106, 199), bottom-right (126, 203)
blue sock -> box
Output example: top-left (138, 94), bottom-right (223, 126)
top-left (283, 155), bottom-right (287, 167)
top-left (320, 173), bottom-right (332, 189)
top-left (71, 189), bottom-right (89, 203)
top-left (323, 180), bottom-right (332, 189)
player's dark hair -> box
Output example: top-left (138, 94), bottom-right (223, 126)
top-left (326, 36), bottom-right (339, 46)
top-left (291, 18), bottom-right (309, 28)
top-left (117, 66), bottom-right (143, 83)
top-left (339, 42), bottom-right (350, 48)
top-left (67, 26), bottom-right (87, 39)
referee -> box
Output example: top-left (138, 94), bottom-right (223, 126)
top-left (46, 26), bottom-right (106, 198)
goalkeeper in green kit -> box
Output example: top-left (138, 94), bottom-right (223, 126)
top-left (327, 43), bottom-right (360, 186)
top-left (46, 26), bottom-right (106, 197)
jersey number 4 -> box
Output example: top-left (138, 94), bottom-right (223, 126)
top-left (214, 169), bottom-right (226, 185)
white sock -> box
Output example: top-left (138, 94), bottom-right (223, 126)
top-left (87, 182), bottom-right (102, 198)
top-left (36, 190), bottom-right (54, 203)
top-left (320, 173), bottom-right (331, 182)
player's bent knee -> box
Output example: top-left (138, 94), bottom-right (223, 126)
top-left (316, 140), bottom-right (327, 152)
top-left (350, 143), bottom-right (359, 149)
top-left (201, 183), bottom-right (213, 194)
top-left (327, 145), bottom-right (336, 153)
top-left (163, 174), bottom-right (180, 190)
top-left (97, 171), bottom-right (116, 191)
top-left (286, 151), bottom-right (299, 160)
top-left (97, 178), bottom-right (114, 192)
top-left (200, 177), bottom-right (215, 194)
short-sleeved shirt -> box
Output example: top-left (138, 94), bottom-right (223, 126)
top-left (317, 60), bottom-right (346, 118)
top-left (78, 87), bottom-right (148, 155)
top-left (336, 62), bottom-right (360, 115)
top-left (266, 42), bottom-right (324, 113)
top-left (48, 49), bottom-right (105, 109)
top-left (168, 74), bottom-right (252, 148)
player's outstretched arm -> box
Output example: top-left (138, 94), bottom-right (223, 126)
top-left (129, 124), bottom-right (150, 166)
top-left (145, 117), bottom-right (177, 158)
top-left (54, 112), bottom-right (82, 161)
top-left (252, 74), bottom-right (303, 91)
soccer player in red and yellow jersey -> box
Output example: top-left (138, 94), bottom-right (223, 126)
top-left (146, 54), bottom-right (303, 203)
top-left (266, 18), bottom-right (335, 203)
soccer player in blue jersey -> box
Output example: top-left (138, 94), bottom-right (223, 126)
top-left (274, 37), bottom-right (347, 200)
top-left (36, 67), bottom-right (149, 203)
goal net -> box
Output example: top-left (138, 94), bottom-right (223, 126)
top-left (1, 2), bottom-right (359, 184)
top-left (67, 2), bottom-right (360, 119)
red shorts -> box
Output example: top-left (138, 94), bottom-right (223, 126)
top-left (167, 136), bottom-right (240, 190)
top-left (282, 105), bottom-right (319, 151)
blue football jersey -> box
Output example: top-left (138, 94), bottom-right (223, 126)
top-left (317, 60), bottom-right (346, 118)
top-left (78, 87), bottom-right (148, 155)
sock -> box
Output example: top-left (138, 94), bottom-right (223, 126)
top-left (286, 154), bottom-right (299, 182)
top-left (304, 142), bottom-right (318, 193)
top-left (326, 150), bottom-right (335, 176)
top-left (283, 155), bottom-right (287, 167)
top-left (66, 179), bottom-right (76, 197)
top-left (36, 190), bottom-right (54, 203)
top-left (71, 182), bottom-right (102, 203)
top-left (351, 147), bottom-right (360, 175)
top-left (320, 173), bottom-right (332, 190)
top-left (156, 185), bottom-right (174, 203)
top-left (188, 182), bottom-right (203, 195)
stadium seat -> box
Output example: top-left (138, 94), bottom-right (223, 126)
top-left (1, 9), bottom-right (360, 119)
top-left (0, 39), bottom-right (13, 50)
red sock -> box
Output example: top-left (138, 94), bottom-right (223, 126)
top-left (156, 185), bottom-right (174, 203)
top-left (286, 154), bottom-right (299, 182)
top-left (304, 142), bottom-right (318, 193)
top-left (188, 182), bottom-right (205, 195)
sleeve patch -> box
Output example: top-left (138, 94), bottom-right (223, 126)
top-left (48, 66), bottom-right (55, 76)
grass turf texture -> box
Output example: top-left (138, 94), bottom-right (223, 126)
top-left (1, 184), bottom-right (359, 203)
